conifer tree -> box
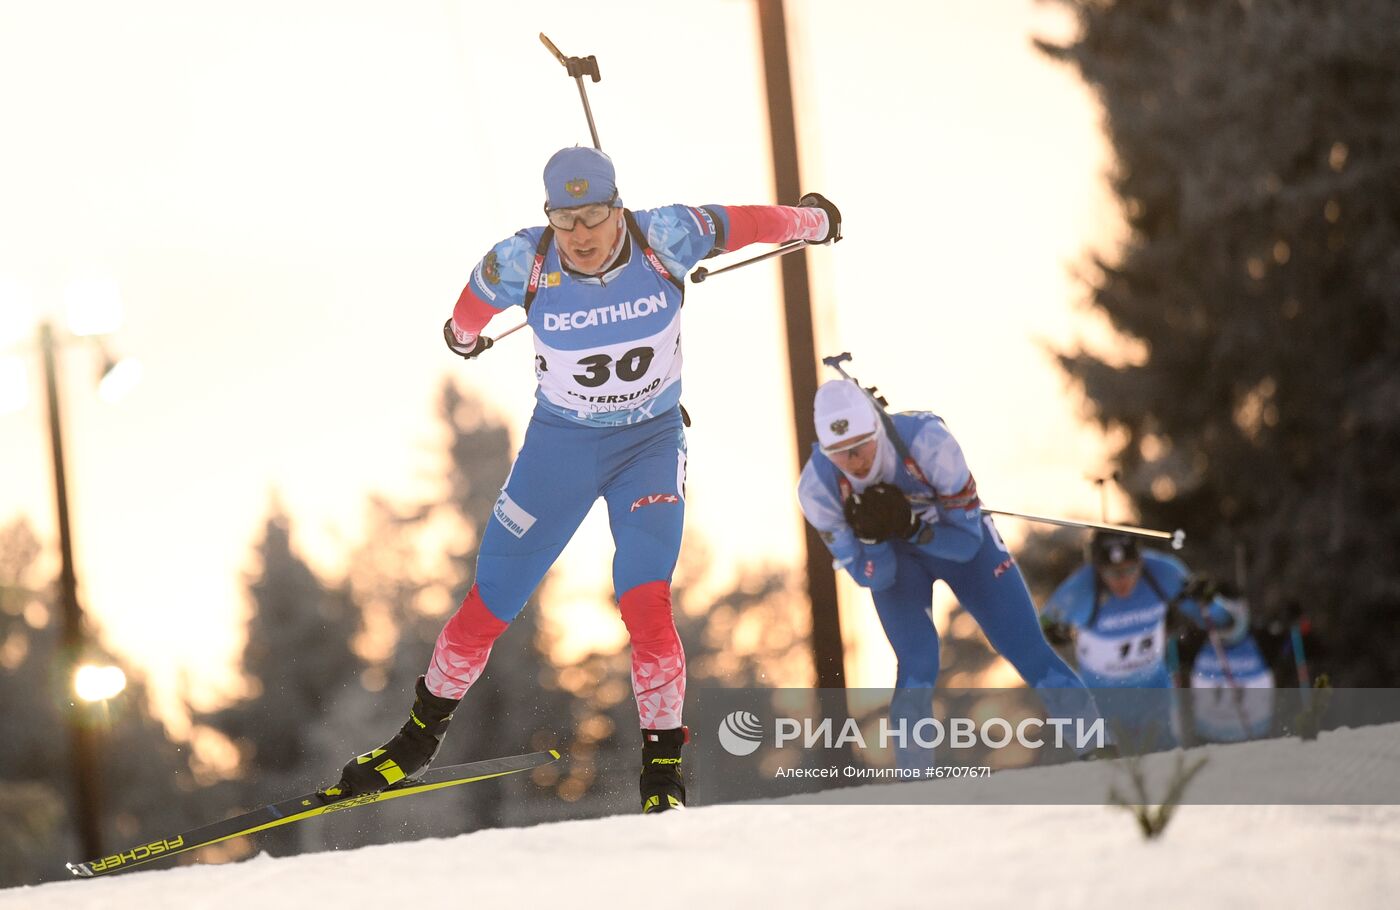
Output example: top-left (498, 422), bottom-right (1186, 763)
top-left (199, 508), bottom-right (360, 854)
top-left (1039, 0), bottom-right (1400, 683)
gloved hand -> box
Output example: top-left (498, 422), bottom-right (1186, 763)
top-left (443, 319), bottom-right (494, 360)
top-left (1215, 595), bottom-right (1252, 646)
top-left (1040, 613), bottom-right (1073, 646)
top-left (1181, 574), bottom-right (1219, 604)
top-left (798, 192), bottom-right (842, 244)
top-left (843, 483), bottom-right (919, 543)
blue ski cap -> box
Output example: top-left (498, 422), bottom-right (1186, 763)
top-left (543, 147), bottom-right (623, 210)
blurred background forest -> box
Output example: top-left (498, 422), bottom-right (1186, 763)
top-left (3, 0), bottom-right (1398, 888)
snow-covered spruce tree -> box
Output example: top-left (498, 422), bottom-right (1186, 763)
top-left (198, 508), bottom-right (361, 856)
top-left (1039, 0), bottom-right (1400, 684)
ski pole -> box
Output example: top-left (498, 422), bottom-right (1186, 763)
top-left (980, 508), bottom-right (1186, 549)
top-left (1196, 599), bottom-right (1254, 737)
top-left (1290, 620), bottom-right (1311, 688)
top-left (820, 351), bottom-right (1186, 548)
top-left (1091, 471), bottom-right (1120, 523)
top-left (489, 320), bottom-right (529, 344)
top-left (690, 239), bottom-right (808, 283)
top-left (474, 35), bottom-right (599, 354)
top-left (1290, 619), bottom-right (1311, 715)
top-left (540, 33), bottom-right (603, 149)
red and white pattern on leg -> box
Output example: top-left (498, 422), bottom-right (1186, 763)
top-left (424, 584), bottom-right (509, 700)
top-left (618, 580), bottom-right (687, 729)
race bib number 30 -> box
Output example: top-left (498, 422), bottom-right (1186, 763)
top-left (534, 316), bottom-right (682, 417)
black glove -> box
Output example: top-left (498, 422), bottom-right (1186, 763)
top-left (1181, 574), bottom-right (1219, 604)
top-left (1040, 613), bottom-right (1073, 646)
top-left (443, 319), bottom-right (493, 360)
top-left (843, 483), bottom-right (919, 543)
top-left (1164, 602), bottom-right (1197, 640)
top-left (798, 192), bottom-right (842, 244)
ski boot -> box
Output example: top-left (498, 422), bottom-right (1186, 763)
top-left (322, 676), bottom-right (460, 799)
top-left (640, 727), bottom-right (688, 814)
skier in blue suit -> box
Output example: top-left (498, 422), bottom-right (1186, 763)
top-left (1187, 624), bottom-right (1276, 743)
top-left (797, 380), bottom-right (1106, 767)
top-left (327, 146), bottom-right (841, 812)
top-left (1040, 532), bottom-right (1243, 750)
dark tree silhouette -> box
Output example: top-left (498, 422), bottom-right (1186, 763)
top-left (198, 507), bottom-right (360, 855)
top-left (1039, 0), bottom-right (1400, 684)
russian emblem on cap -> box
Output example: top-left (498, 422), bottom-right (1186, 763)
top-left (830, 419), bottom-right (849, 435)
top-left (565, 178), bottom-right (589, 198)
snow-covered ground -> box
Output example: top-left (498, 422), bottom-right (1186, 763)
top-left (7, 724), bottom-right (1399, 910)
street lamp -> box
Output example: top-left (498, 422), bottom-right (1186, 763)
top-left (1, 276), bottom-right (140, 861)
top-left (74, 663), bottom-right (128, 703)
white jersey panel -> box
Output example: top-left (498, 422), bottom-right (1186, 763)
top-left (533, 306), bottom-right (682, 419)
top-left (1075, 623), bottom-right (1167, 682)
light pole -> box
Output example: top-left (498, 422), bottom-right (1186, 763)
top-left (2, 287), bottom-right (139, 860)
top-left (37, 319), bottom-right (108, 859)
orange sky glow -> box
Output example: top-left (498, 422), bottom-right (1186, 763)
top-left (0, 1), bottom-right (1133, 731)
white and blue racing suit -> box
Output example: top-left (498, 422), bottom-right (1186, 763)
top-left (799, 411), bottom-right (1102, 766)
top-left (428, 202), bottom-right (829, 732)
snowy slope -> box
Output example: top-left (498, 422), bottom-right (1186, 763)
top-left (7, 724), bottom-right (1399, 910)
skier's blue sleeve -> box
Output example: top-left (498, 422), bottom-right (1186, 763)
top-left (797, 460), bottom-right (898, 591)
top-left (1042, 567), bottom-right (1096, 628)
top-left (473, 229), bottom-right (546, 311)
top-left (1146, 552), bottom-right (1234, 628)
top-left (903, 418), bottom-right (985, 563)
top-left (449, 228), bottom-right (545, 342)
top-left (636, 206), bottom-right (724, 279)
top-left (637, 203), bottom-right (831, 280)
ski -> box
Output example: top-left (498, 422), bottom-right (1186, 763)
top-left (66, 749), bottom-right (560, 878)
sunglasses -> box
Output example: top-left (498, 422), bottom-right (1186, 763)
top-left (544, 195), bottom-right (618, 231)
top-left (823, 434), bottom-right (876, 460)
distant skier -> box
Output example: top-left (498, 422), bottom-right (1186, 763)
top-left (797, 380), bottom-right (1106, 767)
top-left (1039, 532), bottom-right (1245, 749)
top-left (1178, 582), bottom-right (1276, 743)
top-left (323, 146), bottom-right (841, 813)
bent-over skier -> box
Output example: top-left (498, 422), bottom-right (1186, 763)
top-left (798, 379), bottom-right (1106, 767)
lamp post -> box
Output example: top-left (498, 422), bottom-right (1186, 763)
top-left (37, 319), bottom-right (106, 860)
top-left (2, 276), bottom-right (136, 858)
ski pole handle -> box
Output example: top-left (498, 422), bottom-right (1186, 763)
top-left (540, 33), bottom-right (600, 81)
top-left (821, 352), bottom-right (855, 381)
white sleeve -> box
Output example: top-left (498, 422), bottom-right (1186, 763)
top-left (907, 419), bottom-right (976, 504)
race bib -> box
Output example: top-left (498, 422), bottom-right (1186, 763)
top-left (533, 315), bottom-right (682, 419)
top-left (1075, 624), bottom-right (1166, 681)
top-left (1189, 668), bottom-right (1275, 741)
